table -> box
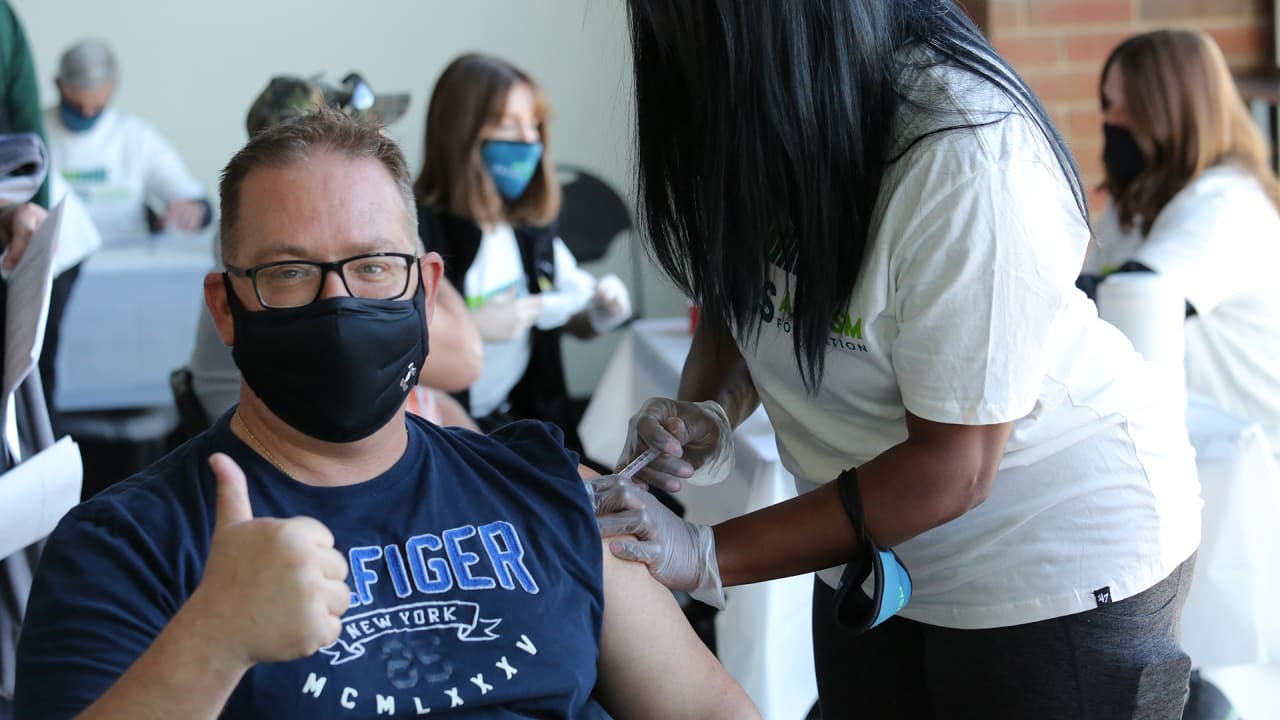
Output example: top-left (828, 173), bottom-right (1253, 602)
top-left (1182, 398), bottom-right (1280, 669)
top-left (54, 234), bottom-right (213, 412)
top-left (579, 318), bottom-right (817, 720)
top-left (582, 318), bottom-right (1280, 715)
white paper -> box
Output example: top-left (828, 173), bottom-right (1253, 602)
top-left (2, 200), bottom-right (63, 460)
top-left (0, 435), bottom-right (81, 559)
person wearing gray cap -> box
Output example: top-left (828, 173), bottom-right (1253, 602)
top-left (45, 38), bottom-right (211, 242)
top-left (40, 38), bottom-right (214, 424)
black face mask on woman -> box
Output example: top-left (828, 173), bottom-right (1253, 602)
top-left (1102, 123), bottom-right (1146, 188)
top-left (224, 273), bottom-right (429, 443)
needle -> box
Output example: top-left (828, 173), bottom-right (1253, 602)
top-left (617, 448), bottom-right (661, 483)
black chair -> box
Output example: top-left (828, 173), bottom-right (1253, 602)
top-left (556, 165), bottom-right (633, 264)
top-left (169, 367), bottom-right (210, 441)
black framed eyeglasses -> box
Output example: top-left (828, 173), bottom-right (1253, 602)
top-left (225, 252), bottom-right (417, 309)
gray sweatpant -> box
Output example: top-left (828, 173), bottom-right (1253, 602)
top-left (811, 555), bottom-right (1196, 719)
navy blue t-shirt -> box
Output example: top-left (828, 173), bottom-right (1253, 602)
top-left (15, 413), bottom-right (604, 718)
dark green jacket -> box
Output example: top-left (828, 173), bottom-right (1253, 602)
top-left (0, 0), bottom-right (47, 208)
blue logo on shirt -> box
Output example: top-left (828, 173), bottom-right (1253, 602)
top-left (323, 521), bottom-right (538, 668)
top-left (321, 600), bottom-right (501, 665)
top-left (346, 521), bottom-right (540, 607)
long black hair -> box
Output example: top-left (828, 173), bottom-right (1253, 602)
top-left (627, 0), bottom-right (1086, 391)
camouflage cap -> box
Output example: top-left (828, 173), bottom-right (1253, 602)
top-left (325, 73), bottom-right (411, 128)
top-left (245, 77), bottom-right (327, 136)
top-left (245, 73), bottom-right (410, 136)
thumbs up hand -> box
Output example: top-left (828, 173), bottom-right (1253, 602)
top-left (189, 453), bottom-right (351, 667)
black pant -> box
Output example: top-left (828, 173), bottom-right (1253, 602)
top-left (812, 556), bottom-right (1196, 719)
top-left (37, 262), bottom-right (81, 431)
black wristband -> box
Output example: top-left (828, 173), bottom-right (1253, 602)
top-left (831, 466), bottom-right (913, 633)
top-left (835, 467), bottom-right (869, 545)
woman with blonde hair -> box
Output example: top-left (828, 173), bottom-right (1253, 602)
top-left (1082, 29), bottom-right (1280, 458)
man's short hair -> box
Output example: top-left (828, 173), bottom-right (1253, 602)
top-left (219, 108), bottom-right (417, 263)
top-left (57, 38), bottom-right (118, 90)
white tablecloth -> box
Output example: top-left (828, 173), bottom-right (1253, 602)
top-left (581, 318), bottom-right (1280, 713)
top-left (579, 318), bottom-right (817, 720)
top-left (1182, 398), bottom-right (1280, 669)
top-left (54, 235), bottom-right (213, 412)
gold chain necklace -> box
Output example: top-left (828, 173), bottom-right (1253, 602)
top-left (234, 411), bottom-right (298, 481)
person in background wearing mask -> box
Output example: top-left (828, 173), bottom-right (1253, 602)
top-left (1079, 29), bottom-right (1280, 463)
top-left (40, 38), bottom-right (214, 418)
top-left (13, 110), bottom-right (756, 719)
top-left (415, 54), bottom-right (633, 438)
top-left (188, 73), bottom-right (481, 431)
top-left (46, 38), bottom-right (211, 240)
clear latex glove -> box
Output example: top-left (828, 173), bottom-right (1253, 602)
top-left (591, 473), bottom-right (725, 609)
top-left (534, 239), bottom-right (596, 330)
top-left (470, 292), bottom-right (543, 342)
top-left (616, 397), bottom-right (734, 492)
top-left (159, 199), bottom-right (206, 231)
top-left (586, 273), bottom-right (632, 334)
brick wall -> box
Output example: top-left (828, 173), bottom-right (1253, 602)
top-left (966, 0), bottom-right (1274, 200)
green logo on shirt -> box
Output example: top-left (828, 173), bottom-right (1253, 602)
top-left (760, 280), bottom-right (868, 352)
top-left (832, 311), bottom-right (863, 340)
top-left (62, 167), bottom-right (107, 184)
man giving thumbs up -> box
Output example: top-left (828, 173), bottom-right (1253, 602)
top-left (13, 110), bottom-right (757, 720)
top-left (196, 453), bottom-right (350, 663)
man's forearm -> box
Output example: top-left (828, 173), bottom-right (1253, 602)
top-left (676, 318), bottom-right (759, 427)
top-left (77, 598), bottom-right (249, 720)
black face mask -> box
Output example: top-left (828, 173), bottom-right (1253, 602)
top-left (1103, 123), bottom-right (1146, 188)
top-left (224, 274), bottom-right (429, 443)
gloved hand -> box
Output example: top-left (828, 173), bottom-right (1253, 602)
top-left (591, 473), bottom-right (725, 609)
top-left (616, 397), bottom-right (734, 492)
top-left (470, 291), bottom-right (544, 342)
top-left (160, 199), bottom-right (207, 231)
top-left (586, 273), bottom-right (632, 334)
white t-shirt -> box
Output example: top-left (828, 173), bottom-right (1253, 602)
top-left (44, 106), bottom-right (205, 245)
top-left (463, 224), bottom-right (595, 417)
top-left (742, 55), bottom-right (1201, 629)
top-left (1088, 165), bottom-right (1280, 454)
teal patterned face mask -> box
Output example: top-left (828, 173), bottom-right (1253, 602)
top-left (480, 140), bottom-right (544, 199)
top-left (58, 100), bottom-right (103, 133)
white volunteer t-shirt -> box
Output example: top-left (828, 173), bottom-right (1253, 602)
top-left (464, 223), bottom-right (595, 417)
top-left (741, 56), bottom-right (1201, 629)
top-left (44, 106), bottom-right (205, 245)
top-left (1088, 165), bottom-right (1280, 454)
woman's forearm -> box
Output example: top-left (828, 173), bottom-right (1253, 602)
top-left (677, 317), bottom-right (759, 427)
top-left (715, 413), bottom-right (1010, 586)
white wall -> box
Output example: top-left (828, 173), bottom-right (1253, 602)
top-left (13, 0), bottom-right (689, 396)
